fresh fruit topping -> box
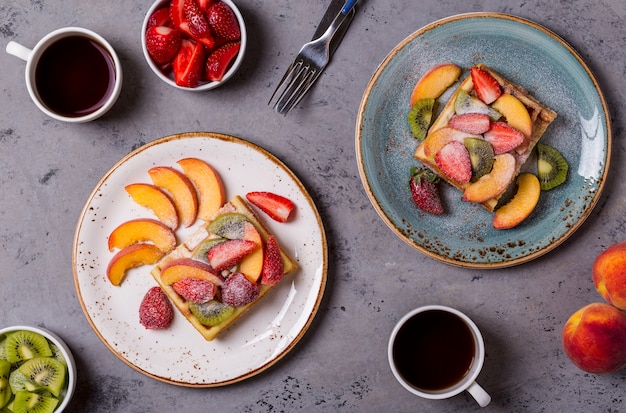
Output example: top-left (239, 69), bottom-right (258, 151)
top-left (13, 390), bottom-right (59, 413)
top-left (18, 357), bottom-right (66, 397)
top-left (493, 173), bottom-right (541, 229)
top-left (191, 237), bottom-right (228, 262)
top-left (536, 143), bottom-right (568, 190)
top-left (160, 258), bottom-right (224, 286)
top-left (239, 222), bottom-right (264, 283)
top-left (205, 41), bottom-right (240, 82)
top-left (222, 272), bottom-right (260, 306)
top-left (448, 113), bottom-right (491, 135)
top-left (189, 300), bottom-right (235, 326)
top-left (148, 166), bottom-right (199, 227)
top-left (491, 93), bottom-right (532, 138)
top-left (421, 126), bottom-right (479, 159)
top-left (146, 26), bottom-right (182, 66)
top-left (464, 137), bottom-right (495, 182)
top-left (409, 62), bottom-right (461, 107)
top-left (184, 0), bottom-right (215, 47)
top-left (206, 1), bottom-right (241, 41)
top-left (207, 239), bottom-right (257, 271)
top-left (246, 191), bottom-right (295, 223)
top-left (462, 153), bottom-right (516, 203)
top-left (108, 218), bottom-right (177, 253)
top-left (483, 122), bottom-right (525, 154)
top-left (172, 277), bottom-right (217, 303)
top-left (409, 167), bottom-right (444, 215)
top-left (207, 212), bottom-right (248, 239)
top-left (139, 286), bottom-right (174, 329)
top-left (435, 140), bottom-right (472, 184)
top-left (172, 39), bottom-right (205, 87)
top-left (470, 66), bottom-right (501, 104)
top-left (261, 235), bottom-right (285, 285)
top-left (407, 98), bottom-right (434, 140)
top-left (106, 244), bottom-right (165, 286)
top-left (177, 158), bottom-right (226, 221)
top-left (454, 89), bottom-right (502, 121)
top-left (4, 331), bottom-right (52, 364)
top-left (148, 7), bottom-right (173, 28)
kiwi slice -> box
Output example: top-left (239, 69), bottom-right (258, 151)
top-left (191, 237), bottom-right (228, 263)
top-left (48, 343), bottom-right (66, 367)
top-left (464, 137), bottom-right (495, 182)
top-left (207, 213), bottom-right (248, 239)
top-left (18, 358), bottom-right (65, 398)
top-left (536, 143), bottom-right (568, 190)
top-left (454, 89), bottom-right (502, 121)
top-left (9, 370), bottom-right (42, 394)
top-left (0, 360), bottom-right (11, 409)
top-left (189, 300), bottom-right (235, 327)
top-left (407, 98), bottom-right (435, 140)
top-left (12, 391), bottom-right (58, 413)
top-left (4, 331), bottom-right (52, 364)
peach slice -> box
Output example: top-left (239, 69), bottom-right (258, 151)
top-left (409, 63), bottom-right (462, 107)
top-left (125, 183), bottom-right (179, 230)
top-left (238, 222), bottom-right (264, 283)
top-left (159, 258), bottom-right (224, 287)
top-left (106, 243), bottom-right (165, 286)
top-left (108, 218), bottom-right (177, 253)
top-left (491, 94), bottom-right (532, 138)
top-left (148, 166), bottom-right (198, 227)
top-left (462, 153), bottom-right (516, 203)
top-left (421, 127), bottom-right (480, 159)
top-left (177, 158), bottom-right (225, 221)
top-left (492, 173), bottom-right (540, 230)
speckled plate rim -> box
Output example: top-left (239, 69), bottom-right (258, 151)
top-left (356, 12), bottom-right (611, 268)
top-left (72, 132), bottom-right (328, 386)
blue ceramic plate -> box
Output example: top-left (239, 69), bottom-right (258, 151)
top-left (356, 13), bottom-right (611, 268)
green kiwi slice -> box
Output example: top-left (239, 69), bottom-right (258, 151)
top-left (536, 143), bottom-right (568, 190)
top-left (191, 237), bottom-right (228, 263)
top-left (9, 369), bottom-right (42, 394)
top-left (407, 98), bottom-right (435, 140)
top-left (18, 358), bottom-right (65, 398)
top-left (207, 213), bottom-right (248, 239)
top-left (454, 89), bottom-right (502, 121)
top-left (464, 137), bottom-right (495, 182)
top-left (189, 300), bottom-right (235, 327)
top-left (12, 390), bottom-right (58, 413)
top-left (0, 360), bottom-right (11, 409)
top-left (4, 331), bottom-right (52, 364)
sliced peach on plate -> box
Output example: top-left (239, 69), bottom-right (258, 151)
top-left (107, 243), bottom-right (165, 286)
top-left (148, 166), bottom-right (198, 227)
top-left (125, 183), bottom-right (179, 230)
top-left (462, 153), bottom-right (516, 204)
top-left (491, 94), bottom-right (532, 138)
top-left (108, 218), bottom-right (177, 253)
top-left (177, 158), bottom-right (225, 221)
top-left (421, 127), bottom-right (480, 159)
top-left (493, 173), bottom-right (540, 230)
top-left (409, 63), bottom-right (462, 107)
top-left (159, 257), bottom-right (224, 287)
top-left (238, 222), bottom-right (264, 283)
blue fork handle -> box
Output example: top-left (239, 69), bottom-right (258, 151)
top-left (341, 0), bottom-right (357, 14)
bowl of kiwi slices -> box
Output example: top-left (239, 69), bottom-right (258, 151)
top-left (0, 326), bottom-right (76, 413)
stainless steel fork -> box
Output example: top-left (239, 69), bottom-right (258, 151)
top-left (269, 0), bottom-right (357, 115)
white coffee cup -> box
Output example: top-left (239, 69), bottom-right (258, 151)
top-left (388, 305), bottom-right (491, 407)
top-left (6, 27), bottom-right (122, 123)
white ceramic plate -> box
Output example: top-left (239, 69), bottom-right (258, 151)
top-left (72, 132), bottom-right (327, 386)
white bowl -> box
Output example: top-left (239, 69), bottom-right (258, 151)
top-left (0, 325), bottom-right (77, 412)
top-left (141, 0), bottom-right (247, 91)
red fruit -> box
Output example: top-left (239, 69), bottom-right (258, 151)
top-left (184, 0), bottom-right (215, 47)
top-left (139, 286), bottom-right (174, 329)
top-left (483, 122), bottom-right (525, 154)
top-left (205, 41), bottom-right (240, 82)
top-left (206, 1), bottom-right (241, 41)
top-left (146, 26), bottom-right (182, 65)
top-left (471, 66), bottom-right (501, 104)
top-left (173, 39), bottom-right (204, 87)
top-left (448, 113), bottom-right (491, 135)
top-left (222, 272), bottom-right (260, 306)
top-left (435, 140), bottom-right (472, 183)
top-left (148, 7), bottom-right (173, 28)
top-left (245, 191), bottom-right (294, 223)
top-left (207, 239), bottom-right (257, 271)
top-left (172, 277), bottom-right (217, 303)
top-left (261, 235), bottom-right (284, 286)
top-left (409, 168), bottom-right (443, 215)
top-left (170, 0), bottom-right (194, 38)
top-left (197, 0), bottom-right (214, 12)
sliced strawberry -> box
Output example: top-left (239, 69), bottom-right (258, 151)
top-left (204, 41), bottom-right (240, 82)
top-left (184, 0), bottom-right (215, 47)
top-left (448, 113), bottom-right (491, 135)
top-left (146, 26), bottom-right (182, 65)
top-left (222, 272), bottom-right (260, 306)
top-left (435, 140), bottom-right (472, 183)
top-left (172, 277), bottom-right (217, 303)
top-left (245, 191), bottom-right (294, 223)
top-left (207, 239), bottom-right (257, 271)
top-left (471, 66), bottom-right (501, 104)
top-left (483, 122), bottom-right (525, 154)
top-left (206, 1), bottom-right (241, 41)
top-left (197, 0), bottom-right (214, 12)
top-left (261, 236), bottom-right (284, 286)
top-left (173, 39), bottom-right (204, 87)
top-left (139, 286), bottom-right (174, 329)
top-left (409, 167), bottom-right (443, 215)
top-left (148, 7), bottom-right (174, 28)
top-left (170, 0), bottom-right (194, 38)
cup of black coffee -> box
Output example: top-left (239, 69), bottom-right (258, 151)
top-left (6, 27), bottom-right (122, 123)
top-left (388, 305), bottom-right (491, 407)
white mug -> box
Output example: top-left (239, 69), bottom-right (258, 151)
top-left (6, 27), bottom-right (122, 123)
top-left (388, 305), bottom-right (491, 407)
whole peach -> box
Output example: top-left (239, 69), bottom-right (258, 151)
top-left (562, 302), bottom-right (626, 374)
top-left (593, 241), bottom-right (626, 310)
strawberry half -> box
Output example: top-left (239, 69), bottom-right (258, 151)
top-left (471, 66), bottom-right (501, 104)
top-left (170, 0), bottom-right (194, 38)
top-left (483, 122), bottom-right (525, 154)
top-left (205, 41), bottom-right (240, 82)
top-left (448, 113), bottom-right (491, 135)
top-left (435, 140), bottom-right (472, 184)
top-left (246, 191), bottom-right (294, 223)
top-left (139, 286), bottom-right (174, 329)
top-left (261, 236), bottom-right (284, 286)
top-left (184, 0), bottom-right (215, 47)
top-left (222, 272), bottom-right (260, 306)
top-left (173, 39), bottom-right (204, 87)
top-left (409, 167), bottom-right (444, 215)
top-left (148, 7), bottom-right (174, 28)
top-left (207, 239), bottom-right (257, 271)
top-left (197, 0), bottom-right (214, 12)
top-left (172, 277), bottom-right (217, 303)
top-left (145, 26), bottom-right (182, 65)
top-left (206, 1), bottom-right (241, 41)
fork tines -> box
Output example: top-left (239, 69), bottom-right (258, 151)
top-left (269, 59), bottom-right (319, 115)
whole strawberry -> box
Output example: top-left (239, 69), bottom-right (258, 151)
top-left (409, 167), bottom-right (444, 215)
top-left (139, 286), bottom-right (174, 329)
top-left (206, 1), bottom-right (241, 41)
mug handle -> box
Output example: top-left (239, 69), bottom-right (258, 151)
top-left (467, 381), bottom-right (491, 407)
top-left (6, 41), bottom-right (32, 61)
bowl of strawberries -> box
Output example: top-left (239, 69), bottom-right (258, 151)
top-left (142, 0), bottom-right (246, 90)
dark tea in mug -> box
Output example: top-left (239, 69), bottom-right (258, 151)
top-left (391, 309), bottom-right (476, 391)
top-left (34, 35), bottom-right (116, 118)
